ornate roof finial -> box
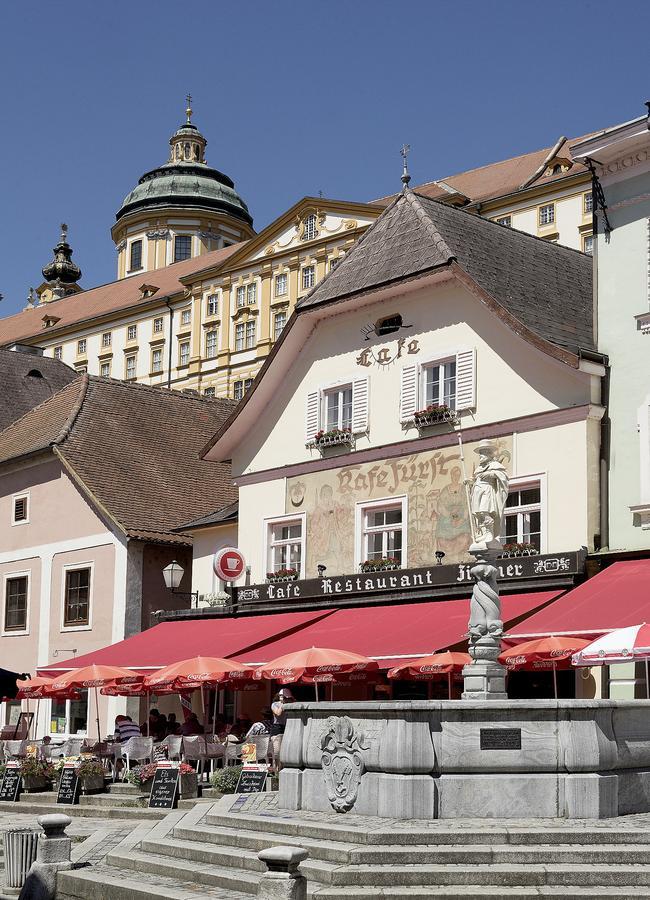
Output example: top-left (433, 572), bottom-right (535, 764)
top-left (27, 287), bottom-right (36, 307)
top-left (400, 144), bottom-right (411, 191)
top-left (60, 223), bottom-right (68, 243)
top-left (185, 93), bottom-right (193, 124)
top-left (42, 223), bottom-right (82, 286)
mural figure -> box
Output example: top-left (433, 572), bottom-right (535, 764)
top-left (435, 465), bottom-right (472, 556)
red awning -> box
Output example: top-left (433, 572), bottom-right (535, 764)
top-left (508, 560), bottom-right (650, 639)
top-left (233, 592), bottom-right (562, 668)
top-left (37, 608), bottom-right (336, 676)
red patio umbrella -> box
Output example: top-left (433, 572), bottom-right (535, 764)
top-left (255, 647), bottom-right (378, 700)
top-left (14, 676), bottom-right (81, 739)
top-left (49, 664), bottom-right (143, 745)
top-left (498, 636), bottom-right (590, 698)
top-left (387, 652), bottom-right (471, 699)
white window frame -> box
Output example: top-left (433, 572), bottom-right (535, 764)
top-left (233, 381), bottom-right (243, 401)
top-left (101, 332), bottom-right (112, 348)
top-left (301, 214), bottom-right (318, 242)
top-left (180, 308), bottom-right (192, 326)
top-left (11, 492), bottom-right (29, 526)
top-left (584, 192), bottom-right (593, 214)
top-left (125, 353), bottom-right (137, 379)
top-left (246, 282), bottom-right (257, 306)
top-left (100, 361), bottom-right (111, 378)
top-left (582, 233), bottom-right (594, 255)
top-left (503, 474), bottom-right (547, 552)
top-left (322, 383), bottom-right (353, 432)
top-left (263, 513), bottom-right (306, 579)
top-left (302, 265), bottom-right (315, 291)
top-left (153, 317), bottom-right (164, 334)
top-left (179, 341), bottom-right (190, 367)
top-left (128, 238), bottom-right (144, 272)
top-left (206, 293), bottom-right (219, 317)
top-left (235, 322), bottom-right (245, 351)
top-left (127, 324), bottom-right (137, 342)
top-left (60, 561), bottom-right (94, 632)
top-left (274, 273), bottom-right (288, 297)
top-left (538, 203), bottom-right (555, 227)
top-left (53, 346), bottom-right (63, 360)
top-left (48, 695), bottom-right (88, 739)
top-left (419, 356), bottom-right (457, 410)
top-left (236, 286), bottom-right (246, 308)
top-left (355, 496), bottom-right (408, 569)
top-left (204, 387), bottom-right (216, 398)
top-left (495, 215), bottom-right (511, 227)
top-left (205, 329), bottom-right (219, 359)
top-left (151, 348), bottom-right (163, 373)
top-left (245, 320), bottom-right (256, 349)
top-left (273, 310), bottom-right (287, 340)
top-left (2, 571), bottom-right (30, 636)
top-left (77, 339), bottom-right (87, 356)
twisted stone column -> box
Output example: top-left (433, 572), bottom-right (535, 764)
top-left (462, 548), bottom-right (507, 700)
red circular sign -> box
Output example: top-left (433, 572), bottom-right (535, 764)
top-left (213, 547), bottom-right (246, 582)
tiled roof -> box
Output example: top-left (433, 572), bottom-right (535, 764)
top-left (0, 349), bottom-right (77, 432)
top-left (373, 133), bottom-right (595, 207)
top-left (0, 244), bottom-right (243, 348)
top-left (0, 376), bottom-right (237, 545)
top-left (298, 190), bottom-right (594, 356)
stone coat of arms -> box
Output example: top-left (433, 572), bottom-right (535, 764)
top-left (320, 716), bottom-right (369, 813)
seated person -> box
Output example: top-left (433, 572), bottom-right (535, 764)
top-left (114, 715), bottom-right (142, 743)
top-left (165, 713), bottom-right (181, 736)
top-left (141, 709), bottom-right (167, 741)
top-left (180, 713), bottom-right (204, 736)
top-left (245, 709), bottom-right (273, 739)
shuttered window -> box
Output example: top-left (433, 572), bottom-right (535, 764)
top-left (400, 349), bottom-right (475, 422)
top-left (12, 495), bottom-right (28, 524)
top-left (306, 377), bottom-right (369, 441)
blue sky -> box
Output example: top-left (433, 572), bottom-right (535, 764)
top-left (1, 0), bottom-right (648, 317)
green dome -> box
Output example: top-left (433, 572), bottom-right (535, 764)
top-left (116, 161), bottom-right (253, 226)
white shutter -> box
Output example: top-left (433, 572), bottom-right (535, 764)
top-left (400, 364), bottom-right (418, 422)
top-left (455, 348), bottom-right (476, 410)
top-left (305, 390), bottom-right (320, 442)
top-left (351, 377), bottom-right (369, 434)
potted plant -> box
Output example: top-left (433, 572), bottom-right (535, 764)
top-left (21, 758), bottom-right (55, 793)
top-left (177, 762), bottom-right (199, 799)
top-left (499, 542), bottom-right (539, 558)
top-left (360, 557), bottom-right (401, 573)
top-left (413, 403), bottom-right (457, 428)
top-left (309, 427), bottom-right (354, 450)
top-left (266, 568), bottom-right (299, 583)
top-left (126, 762), bottom-right (157, 794)
top-left (77, 758), bottom-right (106, 794)
top-left (210, 764), bottom-right (243, 795)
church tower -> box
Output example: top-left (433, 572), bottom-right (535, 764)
top-left (111, 97), bottom-right (255, 279)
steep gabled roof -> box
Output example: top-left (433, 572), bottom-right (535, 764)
top-left (0, 244), bottom-right (243, 348)
top-left (0, 349), bottom-right (77, 431)
top-left (0, 376), bottom-right (237, 545)
top-left (299, 190), bottom-right (594, 355)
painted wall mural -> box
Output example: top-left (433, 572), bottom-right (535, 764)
top-left (286, 436), bottom-right (512, 575)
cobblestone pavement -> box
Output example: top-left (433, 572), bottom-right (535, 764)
top-left (77, 866), bottom-right (253, 899)
top-left (227, 792), bottom-right (650, 832)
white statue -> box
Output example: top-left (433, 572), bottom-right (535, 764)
top-left (467, 440), bottom-right (509, 547)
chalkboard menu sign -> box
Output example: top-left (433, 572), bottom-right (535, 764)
top-left (0, 763), bottom-right (21, 802)
top-left (235, 764), bottom-right (268, 795)
top-left (148, 766), bottom-right (179, 809)
top-left (57, 765), bottom-right (80, 805)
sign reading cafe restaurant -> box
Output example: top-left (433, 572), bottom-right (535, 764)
top-left (237, 551), bottom-right (585, 604)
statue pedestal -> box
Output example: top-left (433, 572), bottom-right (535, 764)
top-left (461, 661), bottom-right (507, 701)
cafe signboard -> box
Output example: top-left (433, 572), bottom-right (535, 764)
top-left (236, 550), bottom-right (584, 605)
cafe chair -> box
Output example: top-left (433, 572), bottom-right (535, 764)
top-left (182, 735), bottom-right (224, 781)
top-left (252, 735), bottom-right (270, 763)
top-left (50, 738), bottom-right (84, 759)
top-left (4, 740), bottom-right (27, 759)
top-left (120, 737), bottom-right (153, 778)
top-left (158, 735), bottom-right (182, 761)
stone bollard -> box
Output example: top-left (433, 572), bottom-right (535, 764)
top-left (17, 814), bottom-right (72, 900)
top-left (257, 846), bottom-right (309, 900)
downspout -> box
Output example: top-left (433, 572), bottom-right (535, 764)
top-left (599, 365), bottom-right (611, 552)
top-left (164, 298), bottom-right (173, 390)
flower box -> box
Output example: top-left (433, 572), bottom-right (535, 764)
top-left (180, 772), bottom-right (198, 799)
top-left (308, 428), bottom-right (354, 450)
top-left (498, 544), bottom-right (538, 558)
top-left (413, 405), bottom-right (457, 428)
top-left (360, 558), bottom-right (401, 573)
top-left (22, 775), bottom-right (51, 793)
top-left (80, 774), bottom-right (105, 794)
top-left (266, 569), bottom-right (298, 584)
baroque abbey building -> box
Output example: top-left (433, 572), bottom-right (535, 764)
top-left (0, 102), bottom-right (596, 400)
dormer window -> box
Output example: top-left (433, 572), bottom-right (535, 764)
top-left (375, 314), bottom-right (403, 337)
top-left (139, 284), bottom-right (158, 300)
top-left (41, 315), bottom-right (60, 329)
top-left (301, 213), bottom-right (319, 242)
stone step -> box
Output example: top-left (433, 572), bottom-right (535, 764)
top-left (79, 791), bottom-right (148, 808)
top-left (312, 889), bottom-right (650, 899)
top-left (106, 846), bottom-right (260, 894)
top-left (205, 807), bottom-right (650, 847)
top-left (0, 798), bottom-right (166, 819)
top-left (57, 863), bottom-right (252, 900)
top-left (106, 782), bottom-right (143, 795)
top-left (173, 822), bottom-right (358, 864)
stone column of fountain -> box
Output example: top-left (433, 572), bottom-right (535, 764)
top-left (461, 440), bottom-right (509, 701)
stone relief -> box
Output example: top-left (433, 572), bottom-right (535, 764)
top-left (321, 716), bottom-right (369, 813)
